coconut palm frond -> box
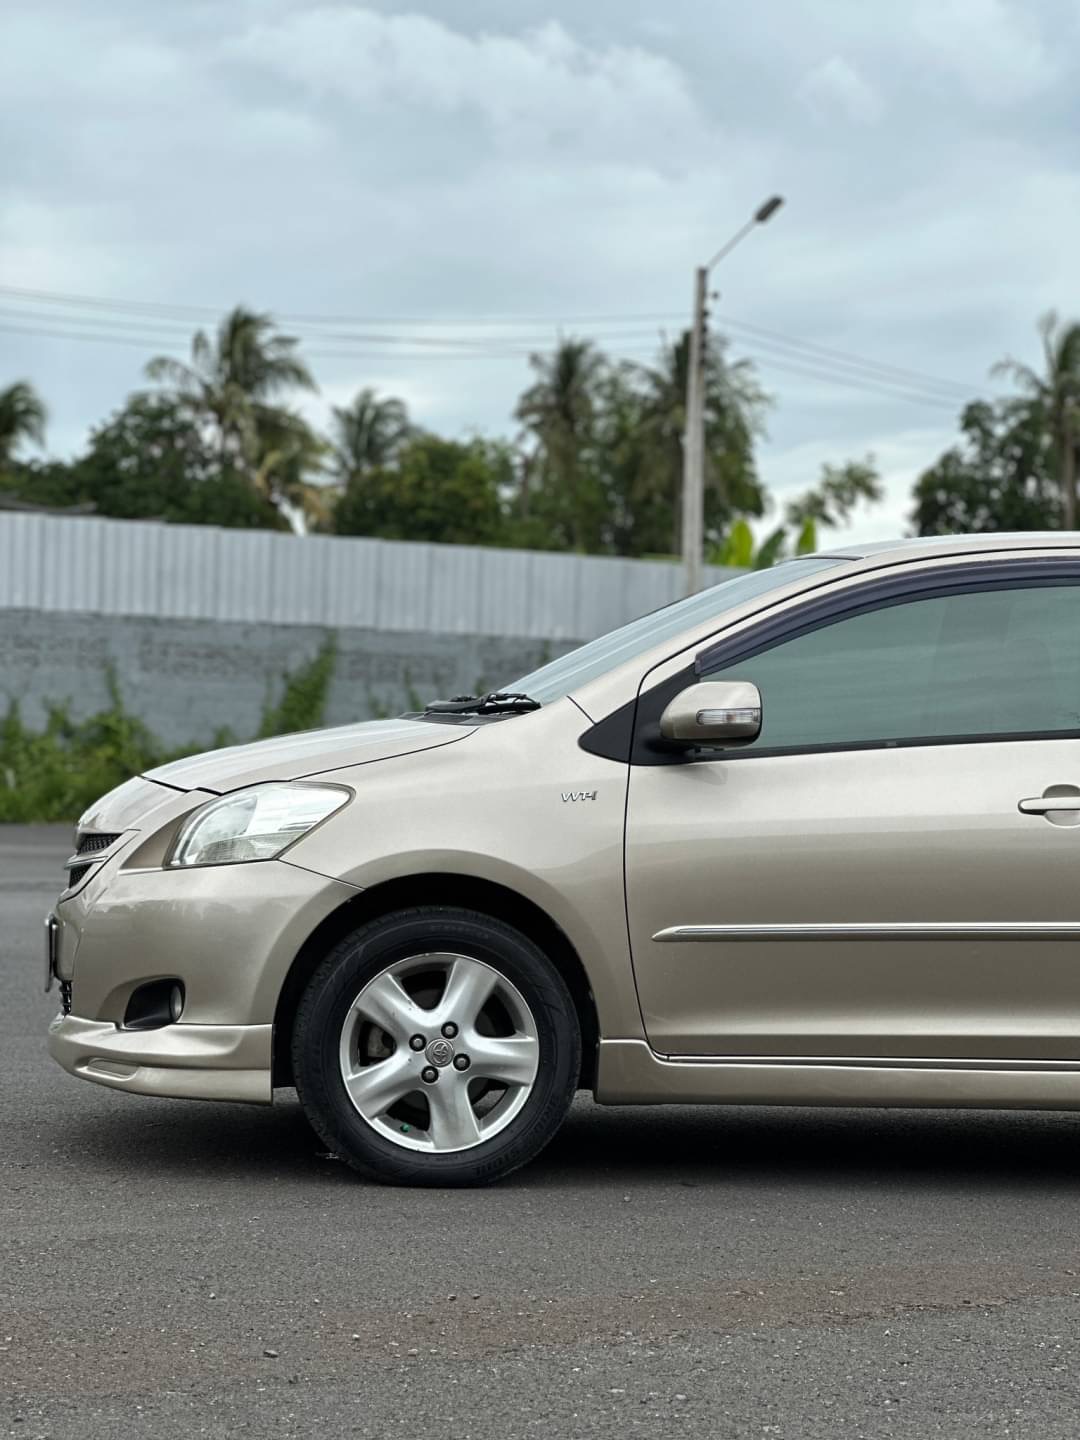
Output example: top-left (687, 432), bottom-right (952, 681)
top-left (0, 381), bottom-right (47, 463)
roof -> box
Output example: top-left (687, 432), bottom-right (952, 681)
top-left (0, 495), bottom-right (97, 516)
top-left (819, 532), bottom-right (1075, 562)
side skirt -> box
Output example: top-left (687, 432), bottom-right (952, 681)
top-left (594, 1039), bottom-right (1080, 1111)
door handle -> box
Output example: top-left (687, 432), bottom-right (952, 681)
top-left (1019, 788), bottom-right (1080, 815)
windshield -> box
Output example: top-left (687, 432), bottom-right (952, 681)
top-left (505, 557), bottom-right (843, 705)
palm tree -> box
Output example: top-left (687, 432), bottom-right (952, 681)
top-left (146, 307), bottom-right (316, 470)
top-left (0, 381), bottom-right (47, 466)
top-left (517, 338), bottom-right (603, 439)
top-left (252, 409), bottom-right (332, 534)
top-left (992, 311), bottom-right (1080, 529)
top-left (330, 389), bottom-right (411, 480)
top-left (515, 338), bottom-right (606, 550)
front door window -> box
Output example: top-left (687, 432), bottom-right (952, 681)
top-left (703, 584), bottom-right (1080, 753)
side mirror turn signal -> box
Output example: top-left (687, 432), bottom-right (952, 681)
top-left (659, 680), bottom-right (762, 749)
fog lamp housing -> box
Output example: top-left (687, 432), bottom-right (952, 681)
top-left (124, 979), bottom-right (185, 1030)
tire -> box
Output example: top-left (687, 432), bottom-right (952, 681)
top-left (291, 906), bottom-right (581, 1186)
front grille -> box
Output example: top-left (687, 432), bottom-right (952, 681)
top-left (59, 979), bottom-right (72, 1016)
top-left (64, 831), bottom-right (122, 892)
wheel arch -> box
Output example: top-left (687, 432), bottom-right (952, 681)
top-left (272, 873), bottom-right (600, 1090)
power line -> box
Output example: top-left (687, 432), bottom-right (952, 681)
top-left (717, 312), bottom-right (974, 399)
top-left (0, 282), bottom-right (984, 401)
top-left (606, 346), bottom-right (962, 411)
top-left (0, 321), bottom-right (551, 362)
top-left (0, 306), bottom-right (198, 337)
top-left (1, 321), bottom-right (966, 410)
top-left (0, 283), bottom-right (681, 329)
top-left (0, 321), bottom-right (189, 352)
top-left (0, 284), bottom-right (225, 319)
top-left (299, 325), bottom-right (673, 350)
top-left (1, 310), bottom-right (968, 412)
top-left (611, 330), bottom-right (970, 405)
top-left (746, 352), bottom-right (961, 411)
top-left (0, 304), bottom-right (672, 351)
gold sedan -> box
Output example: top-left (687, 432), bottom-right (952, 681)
top-left (47, 533), bottom-right (1080, 1184)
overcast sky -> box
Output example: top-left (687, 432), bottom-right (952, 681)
top-left (3, 0), bottom-right (1079, 544)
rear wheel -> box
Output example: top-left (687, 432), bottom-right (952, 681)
top-left (291, 907), bottom-right (581, 1186)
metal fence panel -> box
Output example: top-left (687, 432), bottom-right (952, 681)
top-left (0, 513), bottom-right (739, 641)
top-left (0, 513), bottom-right (44, 608)
top-left (217, 529), bottom-right (272, 622)
top-left (321, 535), bottom-right (380, 627)
top-left (475, 546), bottom-right (536, 638)
top-left (156, 525), bottom-right (220, 620)
top-left (99, 517), bottom-right (160, 615)
top-left (42, 515), bottom-right (102, 612)
top-left (266, 531), bottom-right (326, 626)
top-left (372, 542), bottom-right (434, 630)
top-left (529, 552), bottom-right (584, 641)
top-left (426, 543), bottom-right (485, 635)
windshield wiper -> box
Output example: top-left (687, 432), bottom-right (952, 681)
top-left (423, 690), bottom-right (542, 716)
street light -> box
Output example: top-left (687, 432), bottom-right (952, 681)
top-left (681, 195), bottom-right (785, 595)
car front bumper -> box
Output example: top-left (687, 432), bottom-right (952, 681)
top-left (49, 850), bottom-right (360, 1104)
top-left (48, 1015), bottom-right (273, 1103)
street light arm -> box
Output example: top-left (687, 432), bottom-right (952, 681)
top-left (704, 217), bottom-right (759, 272)
top-left (704, 195), bottom-right (785, 272)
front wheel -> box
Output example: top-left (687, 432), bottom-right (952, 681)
top-left (291, 907), bottom-right (581, 1186)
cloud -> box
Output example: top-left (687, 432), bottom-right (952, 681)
top-left (222, 9), bottom-right (704, 171)
top-left (798, 56), bottom-right (883, 125)
top-left (1, 0), bottom-right (1078, 543)
top-left (908, 0), bottom-right (1055, 104)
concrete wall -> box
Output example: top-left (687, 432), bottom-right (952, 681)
top-left (0, 609), bottom-right (575, 749)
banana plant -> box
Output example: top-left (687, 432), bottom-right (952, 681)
top-left (711, 517), bottom-right (790, 569)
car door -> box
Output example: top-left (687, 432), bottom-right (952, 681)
top-left (624, 560), bottom-right (1080, 1061)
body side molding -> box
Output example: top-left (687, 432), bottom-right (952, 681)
top-left (653, 921), bottom-right (1080, 943)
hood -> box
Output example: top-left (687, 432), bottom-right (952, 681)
top-left (143, 717), bottom-right (475, 793)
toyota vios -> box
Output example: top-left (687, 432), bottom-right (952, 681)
top-left (46, 534), bottom-right (1080, 1184)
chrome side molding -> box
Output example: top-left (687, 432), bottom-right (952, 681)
top-left (661, 1052), bottom-right (1080, 1073)
top-left (653, 921), bottom-right (1080, 943)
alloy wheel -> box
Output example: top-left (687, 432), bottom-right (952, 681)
top-left (338, 951), bottom-right (540, 1153)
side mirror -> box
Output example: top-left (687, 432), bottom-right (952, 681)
top-left (659, 680), bottom-right (762, 748)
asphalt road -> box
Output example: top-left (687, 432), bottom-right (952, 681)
top-left (5, 825), bottom-right (1080, 1438)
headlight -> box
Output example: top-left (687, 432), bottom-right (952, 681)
top-left (169, 784), bottom-right (349, 868)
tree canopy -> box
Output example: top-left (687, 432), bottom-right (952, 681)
top-left (12, 303), bottom-right (1080, 560)
top-left (0, 305), bottom-right (922, 562)
top-left (912, 399), bottom-right (1059, 535)
top-left (145, 307), bottom-right (322, 530)
top-left (913, 313), bottom-right (1080, 535)
top-left (1, 392), bottom-right (285, 528)
top-left (333, 434), bottom-right (510, 546)
top-left (988, 312), bottom-right (1080, 528)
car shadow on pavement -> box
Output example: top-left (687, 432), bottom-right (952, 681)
top-left (40, 1090), bottom-right (1080, 1192)
top-left (533, 1100), bottom-right (1080, 1192)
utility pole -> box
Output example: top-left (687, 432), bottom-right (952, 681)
top-left (1063, 410), bottom-right (1077, 531)
top-left (681, 266), bottom-right (709, 597)
top-left (681, 195), bottom-right (785, 595)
